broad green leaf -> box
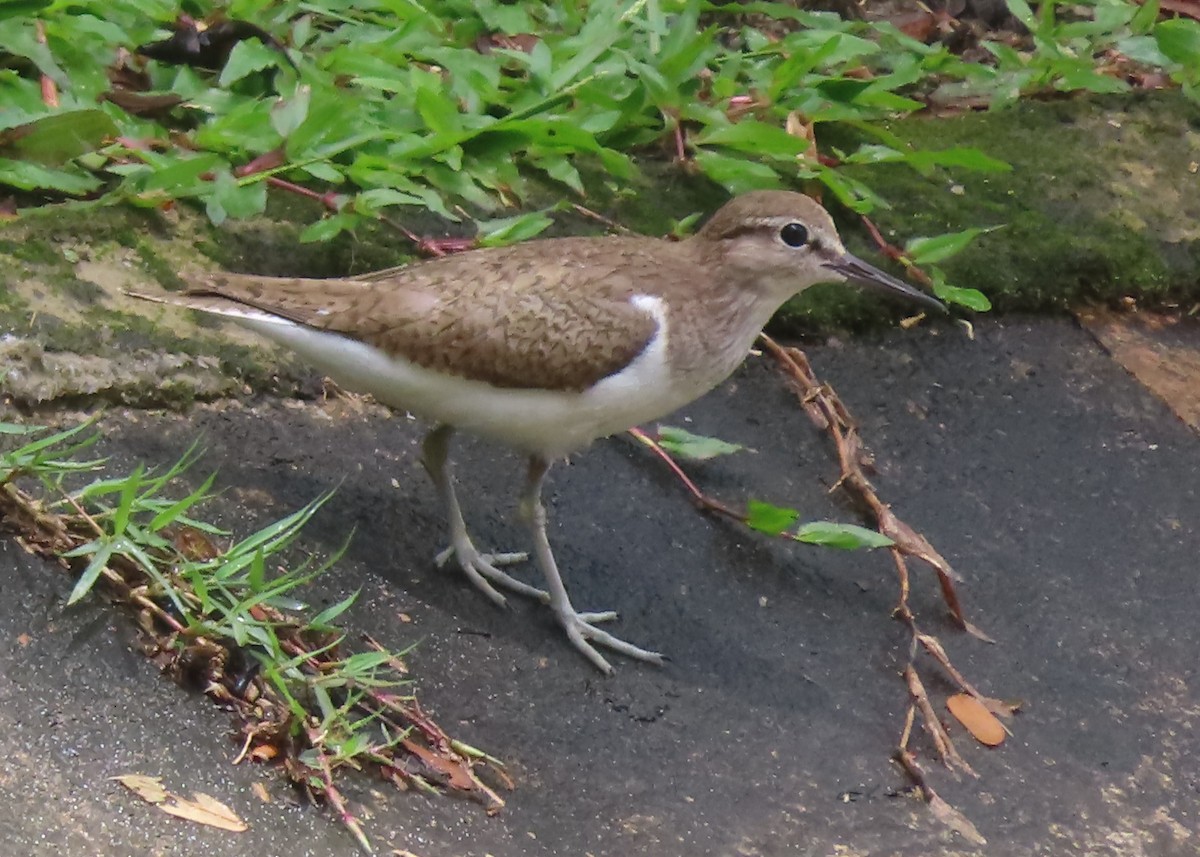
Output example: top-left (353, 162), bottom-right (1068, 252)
top-left (0, 422), bottom-right (41, 435)
top-left (0, 109), bottom-right (118, 166)
top-left (655, 425), bottom-right (744, 461)
top-left (353, 187), bottom-right (425, 214)
top-left (933, 281), bottom-right (992, 312)
top-left (271, 85), bottom-right (312, 139)
top-left (905, 148), bottom-right (1011, 173)
top-left (1115, 36), bottom-right (1171, 68)
top-left (794, 522), bottom-right (894, 550)
top-left (1131, 0), bottom-right (1160, 34)
top-left (0, 157), bottom-right (101, 195)
top-left (300, 212), bottom-right (358, 243)
top-left (693, 150), bottom-right (781, 194)
top-left (218, 39), bottom-right (283, 87)
top-left (476, 211), bottom-right (553, 247)
top-left (1155, 19), bottom-right (1200, 66)
top-left (1055, 68), bottom-right (1129, 95)
top-left (746, 500), bottom-right (800, 537)
top-left (692, 120), bottom-right (811, 158)
top-left (905, 227), bottom-right (998, 265)
top-left (1004, 0), bottom-right (1038, 31)
top-left (0, 0), bottom-right (51, 21)
top-left (205, 170), bottom-right (268, 226)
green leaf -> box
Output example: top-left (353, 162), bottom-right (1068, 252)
top-left (271, 85), bottom-right (312, 139)
top-left (218, 39), bottom-right (283, 87)
top-left (67, 540), bottom-right (114, 605)
top-left (933, 280), bottom-right (992, 312)
top-left (307, 590), bottom-right (360, 630)
top-left (904, 147), bottom-right (1011, 173)
top-left (746, 500), bottom-right (801, 537)
top-left (1155, 19), bottom-right (1200, 66)
top-left (149, 471), bottom-right (217, 532)
top-left (1115, 35), bottom-right (1171, 68)
top-left (550, 4), bottom-right (623, 90)
top-left (205, 170), bottom-right (268, 225)
top-left (655, 425), bottom-right (744, 461)
top-left (475, 211), bottom-right (553, 247)
top-left (692, 120), bottom-right (811, 158)
top-left (1055, 67), bottom-right (1130, 95)
top-left (1131, 0), bottom-right (1160, 34)
top-left (300, 212), bottom-right (358, 243)
top-left (793, 521), bottom-right (894, 550)
top-left (0, 422), bottom-right (41, 435)
top-left (692, 150), bottom-right (781, 194)
top-left (111, 464), bottom-right (143, 536)
top-left (0, 109), bottom-right (118, 166)
top-left (0, 0), bottom-right (51, 21)
top-left (339, 651), bottom-right (395, 674)
top-left (905, 226), bottom-right (998, 265)
top-left (248, 547), bottom-right (266, 592)
top-left (0, 157), bottom-right (101, 195)
top-left (1004, 0), bottom-right (1038, 31)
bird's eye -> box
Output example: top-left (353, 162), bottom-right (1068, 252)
top-left (779, 222), bottom-right (809, 248)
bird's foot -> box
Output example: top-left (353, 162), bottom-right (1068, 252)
top-left (555, 606), bottom-right (666, 675)
top-left (435, 540), bottom-right (548, 606)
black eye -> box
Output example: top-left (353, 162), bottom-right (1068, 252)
top-left (780, 222), bottom-right (809, 248)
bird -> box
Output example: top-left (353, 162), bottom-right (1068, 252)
top-left (129, 190), bottom-right (944, 674)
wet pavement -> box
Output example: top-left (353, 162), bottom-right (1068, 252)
top-left (2, 315), bottom-right (1198, 856)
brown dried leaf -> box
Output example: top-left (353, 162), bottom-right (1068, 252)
top-left (172, 525), bottom-right (220, 561)
top-left (784, 111), bottom-right (818, 165)
top-left (159, 792), bottom-right (247, 832)
top-left (249, 744), bottom-right (279, 762)
top-left (947, 693), bottom-right (1007, 746)
top-left (403, 740), bottom-right (475, 791)
top-left (113, 775), bottom-right (247, 832)
top-left (113, 774), bottom-right (169, 804)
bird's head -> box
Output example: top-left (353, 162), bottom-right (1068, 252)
top-left (695, 190), bottom-right (945, 314)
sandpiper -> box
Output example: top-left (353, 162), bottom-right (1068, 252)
top-left (131, 190), bottom-right (943, 673)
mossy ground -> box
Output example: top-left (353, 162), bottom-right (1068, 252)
top-left (780, 91), bottom-right (1200, 330)
top-left (2, 91), bottom-right (1196, 407)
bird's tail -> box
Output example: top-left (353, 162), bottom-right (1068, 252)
top-left (125, 288), bottom-right (294, 325)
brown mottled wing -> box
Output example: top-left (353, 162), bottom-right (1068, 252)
top-left (184, 236), bottom-right (674, 392)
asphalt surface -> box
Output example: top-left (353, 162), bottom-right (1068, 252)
top-left (2, 316), bottom-right (1198, 856)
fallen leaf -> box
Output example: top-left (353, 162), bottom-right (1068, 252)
top-left (159, 792), bottom-right (248, 832)
top-left (112, 774), bottom-right (168, 804)
top-left (251, 782), bottom-right (271, 803)
top-left (249, 744), bottom-right (278, 762)
top-left (403, 740), bottom-right (475, 791)
top-left (947, 693), bottom-right (1007, 746)
top-left (113, 774), bottom-right (247, 831)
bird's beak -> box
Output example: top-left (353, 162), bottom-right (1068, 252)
top-left (823, 253), bottom-right (946, 314)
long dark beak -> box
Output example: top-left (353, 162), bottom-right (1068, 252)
top-left (824, 253), bottom-right (946, 314)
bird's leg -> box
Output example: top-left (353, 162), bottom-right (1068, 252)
top-left (520, 455), bottom-right (665, 674)
top-left (421, 425), bottom-right (547, 606)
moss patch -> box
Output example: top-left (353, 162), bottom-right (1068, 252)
top-left (777, 90), bottom-right (1200, 331)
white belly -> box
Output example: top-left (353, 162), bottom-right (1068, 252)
top-left (236, 297), bottom-right (730, 457)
